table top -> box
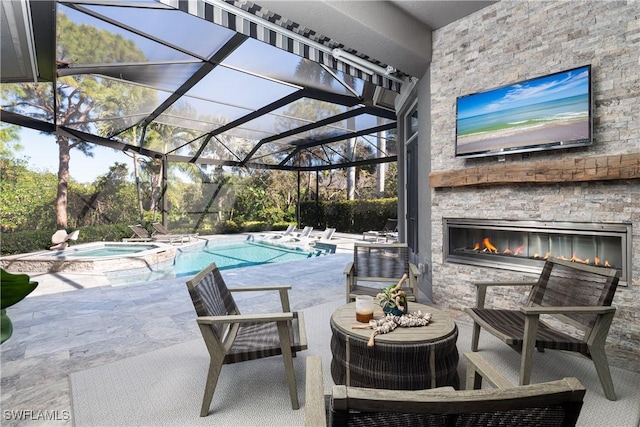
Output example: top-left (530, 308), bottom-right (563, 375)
top-left (331, 301), bottom-right (456, 344)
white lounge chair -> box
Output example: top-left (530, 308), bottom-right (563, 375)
top-left (257, 225), bottom-right (296, 241)
top-left (50, 229), bottom-right (79, 250)
top-left (279, 226), bottom-right (313, 243)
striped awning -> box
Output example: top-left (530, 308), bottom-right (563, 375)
top-left (159, 0), bottom-right (404, 92)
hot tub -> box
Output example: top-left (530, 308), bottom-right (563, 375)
top-left (0, 242), bottom-right (177, 273)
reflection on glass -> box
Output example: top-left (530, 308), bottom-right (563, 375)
top-left (83, 4), bottom-right (235, 59)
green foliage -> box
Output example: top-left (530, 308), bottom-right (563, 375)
top-left (1, 269), bottom-right (38, 344)
top-left (300, 198), bottom-right (397, 233)
top-left (0, 158), bottom-right (57, 232)
top-left (219, 220), bottom-right (242, 234)
top-left (241, 221), bottom-right (270, 232)
top-left (0, 229), bottom-right (53, 254)
top-left (0, 224), bottom-right (134, 256)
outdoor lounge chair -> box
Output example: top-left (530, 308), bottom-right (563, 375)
top-left (151, 222), bottom-right (198, 242)
top-left (186, 262), bottom-right (308, 417)
top-left (465, 258), bottom-right (620, 400)
top-left (122, 224), bottom-right (154, 242)
top-left (50, 229), bottom-right (79, 250)
top-left (362, 218), bottom-right (397, 242)
top-left (304, 354), bottom-right (585, 427)
top-left (312, 227), bottom-right (336, 242)
top-left (124, 224), bottom-right (189, 244)
top-left (344, 242), bottom-right (420, 303)
top-left (285, 227), bottom-right (336, 249)
top-left (281, 226), bottom-right (313, 241)
top-left (257, 224), bottom-right (296, 241)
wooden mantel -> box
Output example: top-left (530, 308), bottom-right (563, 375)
top-left (429, 153), bottom-right (640, 188)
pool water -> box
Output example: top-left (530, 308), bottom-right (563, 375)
top-left (105, 239), bottom-right (328, 285)
top-left (50, 244), bottom-right (159, 258)
top-left (174, 241), bottom-right (315, 276)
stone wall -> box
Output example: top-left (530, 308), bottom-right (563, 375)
top-left (428, 1), bottom-right (640, 354)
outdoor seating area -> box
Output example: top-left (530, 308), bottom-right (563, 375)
top-left (1, 0), bottom-right (638, 426)
top-left (1, 235), bottom-right (638, 426)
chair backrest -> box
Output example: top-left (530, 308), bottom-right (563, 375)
top-left (329, 379), bottom-right (585, 426)
top-left (527, 258), bottom-right (620, 331)
top-left (129, 224), bottom-right (151, 238)
top-left (305, 356), bottom-right (585, 427)
top-left (321, 228), bottom-right (336, 240)
top-left (299, 226), bottom-right (313, 238)
top-left (151, 222), bottom-right (170, 234)
top-left (382, 218), bottom-right (398, 232)
top-left (282, 224), bottom-right (295, 236)
top-left (186, 263), bottom-right (239, 341)
top-left (353, 242), bottom-right (410, 280)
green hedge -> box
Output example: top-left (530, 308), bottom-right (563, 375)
top-left (299, 198), bottom-right (397, 233)
top-left (0, 223), bottom-right (133, 256)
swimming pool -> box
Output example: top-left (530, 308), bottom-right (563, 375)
top-left (105, 238), bottom-right (332, 285)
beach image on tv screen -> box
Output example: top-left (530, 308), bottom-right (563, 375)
top-left (456, 66), bottom-right (590, 156)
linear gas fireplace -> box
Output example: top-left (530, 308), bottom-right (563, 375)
top-left (444, 218), bottom-right (631, 284)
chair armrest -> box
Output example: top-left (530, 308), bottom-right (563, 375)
top-left (343, 261), bottom-right (354, 275)
top-left (520, 306), bottom-right (617, 315)
top-left (464, 352), bottom-right (513, 390)
top-left (228, 285), bottom-right (292, 292)
top-left (304, 356), bottom-right (327, 427)
top-left (409, 262), bottom-right (420, 277)
top-left (473, 281), bottom-right (538, 288)
top-left (196, 312), bottom-right (294, 325)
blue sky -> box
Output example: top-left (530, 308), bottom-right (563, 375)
top-left (457, 66), bottom-right (590, 119)
top-left (15, 128), bottom-right (132, 183)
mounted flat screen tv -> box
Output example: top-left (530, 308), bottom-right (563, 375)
top-left (455, 65), bottom-right (592, 159)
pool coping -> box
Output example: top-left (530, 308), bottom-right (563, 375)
top-left (0, 241), bottom-right (178, 274)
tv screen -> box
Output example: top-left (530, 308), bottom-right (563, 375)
top-left (455, 65), bottom-right (592, 159)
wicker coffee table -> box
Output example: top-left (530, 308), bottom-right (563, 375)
top-left (330, 301), bottom-right (459, 390)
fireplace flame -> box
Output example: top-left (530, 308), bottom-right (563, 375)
top-left (570, 253), bottom-right (590, 264)
top-left (461, 236), bottom-right (616, 272)
top-left (482, 237), bottom-right (498, 253)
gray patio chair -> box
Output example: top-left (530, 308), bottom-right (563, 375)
top-left (465, 258), bottom-right (620, 400)
top-left (305, 354), bottom-right (586, 427)
top-left (186, 262), bottom-right (308, 416)
top-left (344, 242), bottom-right (419, 303)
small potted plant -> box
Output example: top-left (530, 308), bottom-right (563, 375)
top-left (377, 274), bottom-right (408, 316)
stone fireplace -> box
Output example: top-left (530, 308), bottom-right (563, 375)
top-left (424, 2), bottom-right (639, 355)
top-left (444, 218), bottom-right (631, 284)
